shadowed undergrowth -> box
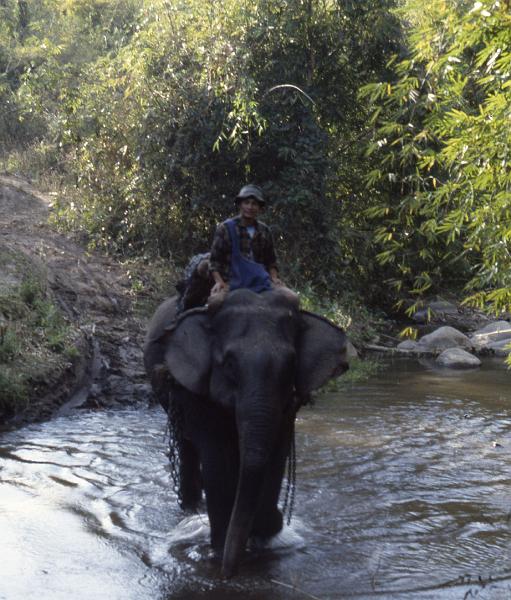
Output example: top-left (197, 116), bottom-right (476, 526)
top-left (0, 246), bottom-right (79, 422)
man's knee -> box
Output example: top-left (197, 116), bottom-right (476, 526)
top-left (207, 287), bottom-right (228, 311)
top-left (271, 284), bottom-right (300, 307)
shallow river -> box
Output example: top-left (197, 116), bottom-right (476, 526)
top-left (1, 358), bottom-right (510, 600)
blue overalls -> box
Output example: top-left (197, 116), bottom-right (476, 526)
top-left (225, 219), bottom-right (272, 293)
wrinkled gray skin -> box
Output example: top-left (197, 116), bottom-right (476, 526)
top-left (144, 289), bottom-right (348, 577)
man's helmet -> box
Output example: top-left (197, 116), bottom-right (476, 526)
top-left (235, 184), bottom-right (265, 206)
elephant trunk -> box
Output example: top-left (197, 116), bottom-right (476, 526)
top-left (222, 465), bottom-right (265, 578)
top-left (222, 407), bottom-right (279, 578)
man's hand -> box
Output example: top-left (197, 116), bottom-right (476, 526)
top-left (211, 278), bottom-right (228, 295)
top-left (269, 267), bottom-right (283, 287)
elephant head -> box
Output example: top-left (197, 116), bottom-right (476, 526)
top-left (161, 289), bottom-right (348, 576)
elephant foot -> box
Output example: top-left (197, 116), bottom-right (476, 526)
top-left (210, 529), bottom-right (227, 555)
top-left (179, 463), bottom-right (202, 510)
top-left (206, 547), bottom-right (223, 564)
top-left (180, 492), bottom-right (202, 512)
top-left (250, 507), bottom-right (283, 539)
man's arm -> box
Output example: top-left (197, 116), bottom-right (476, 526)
top-left (209, 224), bottom-right (230, 293)
top-left (263, 226), bottom-right (281, 284)
top-left (211, 269), bottom-right (228, 293)
top-left (268, 266), bottom-right (282, 285)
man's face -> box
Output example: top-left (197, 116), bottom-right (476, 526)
top-left (239, 197), bottom-right (262, 220)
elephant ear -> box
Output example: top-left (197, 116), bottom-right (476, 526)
top-left (296, 311), bottom-right (349, 394)
top-left (164, 309), bottom-right (211, 396)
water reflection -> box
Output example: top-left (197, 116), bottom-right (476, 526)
top-left (0, 357), bottom-right (510, 599)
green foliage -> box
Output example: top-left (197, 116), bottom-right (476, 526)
top-left (319, 357), bottom-right (384, 394)
top-left (2, 0), bottom-right (401, 297)
top-left (19, 277), bottom-right (41, 305)
top-left (8, 0), bottom-right (511, 329)
top-left (0, 0), bottom-right (140, 169)
top-left (299, 285), bottom-right (353, 329)
top-left (0, 271), bottom-right (76, 420)
top-left (0, 325), bottom-right (21, 362)
top-left (31, 296), bottom-right (69, 352)
top-left (5, 276), bottom-right (72, 355)
top-left (298, 285), bottom-right (385, 348)
top-left (0, 367), bottom-right (29, 416)
top-left (361, 0), bottom-right (511, 316)
top-left (120, 256), bottom-right (180, 318)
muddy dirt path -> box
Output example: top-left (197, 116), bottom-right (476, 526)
top-left (0, 175), bottom-right (152, 425)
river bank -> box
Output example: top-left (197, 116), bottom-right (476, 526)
top-left (0, 175), bottom-right (166, 429)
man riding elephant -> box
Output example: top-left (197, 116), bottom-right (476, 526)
top-left (208, 184), bottom-right (296, 303)
top-left (144, 186), bottom-right (346, 576)
top-left (175, 184), bottom-right (294, 312)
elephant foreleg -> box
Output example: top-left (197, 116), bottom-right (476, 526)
top-left (176, 390), bottom-right (239, 552)
top-left (179, 439), bottom-right (202, 511)
top-left (167, 385), bottom-right (202, 511)
top-left (250, 414), bottom-right (295, 539)
top-left (200, 439), bottom-right (239, 552)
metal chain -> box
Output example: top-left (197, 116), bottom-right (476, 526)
top-left (282, 420), bottom-right (297, 526)
top-left (167, 394), bottom-right (185, 508)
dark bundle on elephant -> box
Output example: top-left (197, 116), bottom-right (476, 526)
top-left (144, 289), bottom-right (348, 577)
top-left (175, 252), bottom-right (212, 313)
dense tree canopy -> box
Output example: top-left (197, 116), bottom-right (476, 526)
top-left (361, 0), bottom-right (511, 316)
top-left (1, 0), bottom-right (510, 321)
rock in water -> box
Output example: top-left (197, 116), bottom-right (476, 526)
top-left (417, 326), bottom-right (473, 353)
top-left (436, 348), bottom-right (481, 369)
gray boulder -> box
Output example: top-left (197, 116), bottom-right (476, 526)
top-left (471, 320), bottom-right (511, 347)
top-left (346, 340), bottom-right (359, 360)
top-left (417, 326), bottom-right (473, 353)
top-left (396, 339), bottom-right (420, 352)
top-left (486, 339), bottom-right (511, 358)
top-left (412, 298), bottom-right (459, 323)
top-left (412, 309), bottom-right (429, 324)
top-left (436, 348), bottom-right (481, 369)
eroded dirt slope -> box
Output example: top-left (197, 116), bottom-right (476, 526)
top-left (0, 175), bottom-right (152, 426)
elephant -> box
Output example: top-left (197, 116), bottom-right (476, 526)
top-left (143, 289), bottom-right (348, 577)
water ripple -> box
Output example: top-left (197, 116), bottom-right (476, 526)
top-left (0, 360), bottom-right (511, 599)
